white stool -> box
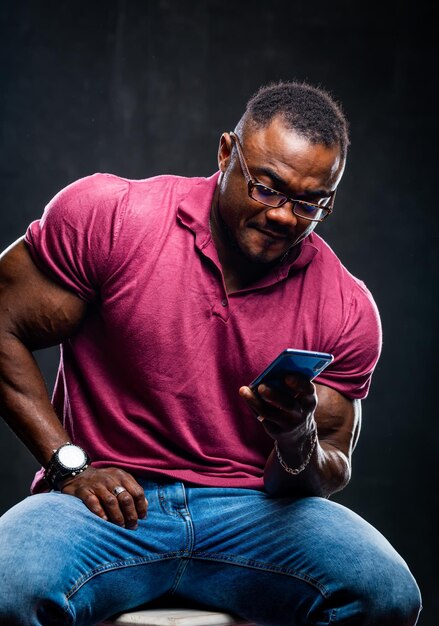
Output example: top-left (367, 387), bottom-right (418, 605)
top-left (100, 608), bottom-right (255, 625)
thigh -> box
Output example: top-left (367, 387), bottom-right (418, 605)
top-left (178, 488), bottom-right (421, 626)
top-left (0, 484), bottom-right (190, 626)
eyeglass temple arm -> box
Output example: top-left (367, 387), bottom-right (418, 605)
top-left (229, 132), bottom-right (253, 185)
top-left (327, 188), bottom-right (337, 210)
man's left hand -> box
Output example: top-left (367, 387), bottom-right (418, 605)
top-left (239, 374), bottom-right (317, 441)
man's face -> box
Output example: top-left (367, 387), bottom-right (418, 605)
top-left (214, 116), bottom-right (344, 265)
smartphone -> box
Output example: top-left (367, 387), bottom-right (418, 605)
top-left (249, 348), bottom-right (334, 391)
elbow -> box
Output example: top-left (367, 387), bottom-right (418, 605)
top-left (263, 454), bottom-right (352, 499)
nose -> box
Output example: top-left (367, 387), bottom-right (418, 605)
top-left (264, 202), bottom-right (298, 227)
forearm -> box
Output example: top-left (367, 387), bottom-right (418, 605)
top-left (241, 381), bottom-right (359, 499)
top-left (0, 331), bottom-right (149, 529)
top-left (0, 331), bottom-right (69, 466)
top-left (263, 429), bottom-right (351, 498)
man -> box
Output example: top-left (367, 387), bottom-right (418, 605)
top-left (0, 81), bottom-right (421, 625)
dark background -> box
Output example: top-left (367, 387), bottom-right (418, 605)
top-left (0, 1), bottom-right (437, 624)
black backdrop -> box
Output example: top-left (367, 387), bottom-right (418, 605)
top-left (0, 1), bottom-right (437, 624)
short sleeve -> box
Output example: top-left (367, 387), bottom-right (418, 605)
top-left (24, 173), bottom-right (130, 302)
top-left (315, 281), bottom-right (382, 400)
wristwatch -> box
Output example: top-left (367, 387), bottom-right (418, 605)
top-left (44, 442), bottom-right (90, 489)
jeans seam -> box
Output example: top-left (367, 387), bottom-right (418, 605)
top-left (65, 552), bottom-right (185, 599)
top-left (169, 487), bottom-right (195, 595)
top-left (192, 551), bottom-right (330, 597)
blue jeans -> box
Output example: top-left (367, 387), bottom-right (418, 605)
top-left (0, 480), bottom-right (421, 625)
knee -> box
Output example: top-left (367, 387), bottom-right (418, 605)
top-left (0, 495), bottom-right (73, 625)
top-left (375, 562), bottom-right (421, 625)
top-left (310, 501), bottom-right (422, 625)
top-left (0, 564), bottom-right (72, 626)
top-left (343, 554), bottom-right (422, 625)
top-left (0, 595), bottom-right (71, 626)
top-left (0, 554), bottom-right (71, 626)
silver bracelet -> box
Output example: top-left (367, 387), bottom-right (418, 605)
top-left (274, 429), bottom-right (318, 476)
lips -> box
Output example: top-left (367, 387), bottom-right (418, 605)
top-left (253, 226), bottom-right (289, 241)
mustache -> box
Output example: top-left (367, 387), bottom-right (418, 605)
top-left (250, 221), bottom-right (292, 238)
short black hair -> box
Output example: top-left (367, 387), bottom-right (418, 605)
top-left (238, 80), bottom-right (350, 158)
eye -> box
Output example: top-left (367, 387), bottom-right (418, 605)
top-left (299, 203), bottom-right (317, 214)
top-left (257, 185), bottom-right (278, 197)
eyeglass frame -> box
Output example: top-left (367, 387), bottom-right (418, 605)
top-left (229, 131), bottom-right (336, 223)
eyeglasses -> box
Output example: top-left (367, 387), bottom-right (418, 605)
top-left (229, 131), bottom-right (335, 223)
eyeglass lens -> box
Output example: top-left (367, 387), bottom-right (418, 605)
top-left (250, 184), bottom-right (328, 222)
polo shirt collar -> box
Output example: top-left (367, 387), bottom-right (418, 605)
top-left (177, 172), bottom-right (220, 249)
top-left (177, 171), bottom-right (319, 279)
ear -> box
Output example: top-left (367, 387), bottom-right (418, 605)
top-left (217, 132), bottom-right (233, 173)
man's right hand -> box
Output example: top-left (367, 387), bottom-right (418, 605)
top-left (59, 466), bottom-right (148, 530)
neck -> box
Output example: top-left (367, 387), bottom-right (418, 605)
top-left (209, 193), bottom-right (282, 293)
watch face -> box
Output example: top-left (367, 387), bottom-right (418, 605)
top-left (58, 445), bottom-right (86, 470)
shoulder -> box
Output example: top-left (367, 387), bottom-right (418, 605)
top-left (305, 234), bottom-right (382, 398)
top-left (37, 173), bottom-right (131, 233)
top-left (307, 233), bottom-right (378, 311)
top-left (43, 171), bottom-right (201, 204)
top-left (124, 173), bottom-right (211, 213)
top-left (39, 172), bottom-right (206, 229)
top-left (48, 172), bottom-right (130, 205)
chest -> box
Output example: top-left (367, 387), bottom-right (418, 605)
top-left (95, 228), bottom-right (341, 393)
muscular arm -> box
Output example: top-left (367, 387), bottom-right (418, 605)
top-left (240, 377), bottom-right (361, 498)
top-left (0, 238), bottom-right (147, 527)
top-left (0, 238), bottom-right (87, 463)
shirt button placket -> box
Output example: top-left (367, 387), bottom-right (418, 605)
top-left (211, 294), bottom-right (230, 320)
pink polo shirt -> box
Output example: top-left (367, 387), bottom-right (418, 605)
top-left (25, 172), bottom-right (382, 492)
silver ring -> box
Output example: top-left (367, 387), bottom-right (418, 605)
top-left (112, 485), bottom-right (127, 497)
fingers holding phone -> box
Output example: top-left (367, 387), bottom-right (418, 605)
top-left (240, 375), bottom-right (316, 438)
top-left (240, 348), bottom-right (332, 438)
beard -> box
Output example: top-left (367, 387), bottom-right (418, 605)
top-left (216, 206), bottom-right (308, 269)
